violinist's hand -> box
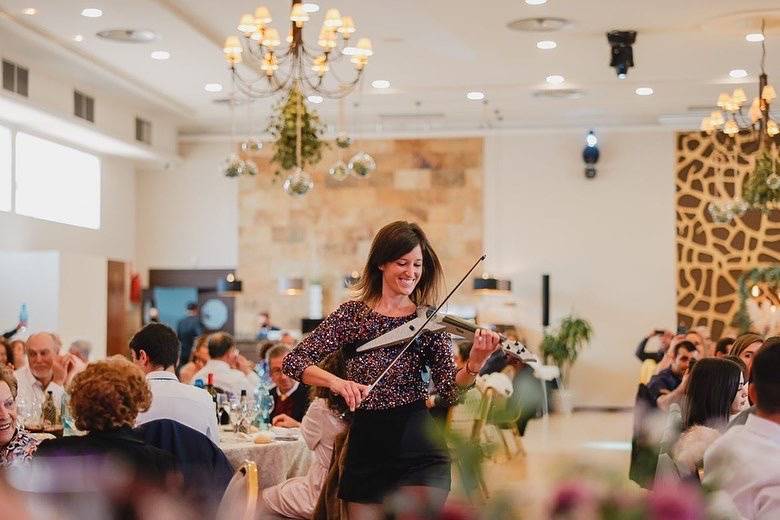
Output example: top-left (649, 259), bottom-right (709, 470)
top-left (329, 377), bottom-right (371, 412)
top-left (468, 328), bottom-right (501, 370)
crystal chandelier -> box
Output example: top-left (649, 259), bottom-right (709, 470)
top-left (223, 0), bottom-right (373, 99)
top-left (700, 21), bottom-right (778, 140)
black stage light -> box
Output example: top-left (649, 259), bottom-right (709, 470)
top-left (607, 30), bottom-right (636, 79)
top-left (583, 130), bottom-right (600, 179)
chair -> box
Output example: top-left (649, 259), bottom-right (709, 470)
top-left (218, 461), bottom-right (259, 520)
top-left (629, 383), bottom-right (661, 488)
top-left (639, 359), bottom-right (658, 385)
top-left (134, 419), bottom-right (234, 511)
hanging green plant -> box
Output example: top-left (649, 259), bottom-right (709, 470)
top-left (733, 266), bottom-right (780, 332)
top-left (265, 87), bottom-right (328, 180)
top-left (742, 152), bottom-right (780, 210)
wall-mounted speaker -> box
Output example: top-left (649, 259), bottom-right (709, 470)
top-left (542, 274), bottom-right (550, 328)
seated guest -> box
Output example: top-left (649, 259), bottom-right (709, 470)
top-left (635, 329), bottom-right (673, 363)
top-left (704, 339), bottom-right (780, 518)
top-left (35, 357), bottom-right (176, 484)
top-left (179, 334), bottom-right (210, 385)
top-left (268, 344), bottom-right (309, 428)
top-left (0, 368), bottom-right (39, 467)
top-left (176, 302), bottom-right (204, 369)
top-left (0, 339), bottom-right (12, 369)
top-left (664, 358), bottom-right (746, 479)
top-left (191, 332), bottom-right (259, 397)
top-left (647, 340), bottom-right (697, 410)
top-left (729, 333), bottom-right (764, 372)
top-left (10, 340), bottom-right (26, 370)
top-left (68, 339), bottom-right (91, 363)
top-left (14, 333), bottom-right (67, 413)
top-left (130, 323), bottom-right (219, 444)
top-left (262, 351), bottom-right (349, 519)
top-left (714, 337), bottom-right (736, 358)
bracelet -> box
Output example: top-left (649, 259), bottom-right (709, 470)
top-left (464, 360), bottom-right (480, 376)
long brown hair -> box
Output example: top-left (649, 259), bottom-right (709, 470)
top-left (353, 221), bottom-right (443, 307)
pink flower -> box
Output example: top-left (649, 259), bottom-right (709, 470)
top-left (648, 478), bottom-right (705, 520)
top-left (550, 480), bottom-right (597, 518)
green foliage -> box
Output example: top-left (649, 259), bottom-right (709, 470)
top-left (733, 266), bottom-right (780, 332)
top-left (541, 315), bottom-right (593, 384)
top-left (265, 87), bottom-right (328, 178)
top-left (742, 152), bottom-right (780, 209)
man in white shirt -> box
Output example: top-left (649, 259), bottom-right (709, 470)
top-left (191, 332), bottom-right (259, 398)
top-left (704, 339), bottom-right (780, 519)
top-left (14, 333), bottom-right (69, 416)
top-left (130, 323), bottom-right (219, 444)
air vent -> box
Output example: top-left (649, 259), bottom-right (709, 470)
top-left (135, 117), bottom-right (152, 144)
top-left (96, 29), bottom-right (158, 43)
top-left (532, 88), bottom-right (585, 99)
top-left (3, 59), bottom-right (29, 97)
top-left (378, 113), bottom-right (446, 120)
top-left (507, 17), bottom-right (572, 33)
top-left (74, 90), bottom-right (95, 122)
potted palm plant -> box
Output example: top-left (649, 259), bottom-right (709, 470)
top-left (540, 315), bottom-right (593, 413)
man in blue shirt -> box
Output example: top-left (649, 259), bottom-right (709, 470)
top-left (176, 302), bottom-right (204, 368)
top-left (647, 340), bottom-right (697, 410)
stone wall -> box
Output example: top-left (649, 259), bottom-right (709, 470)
top-left (236, 137), bottom-right (484, 334)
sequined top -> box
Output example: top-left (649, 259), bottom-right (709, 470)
top-left (0, 428), bottom-right (39, 467)
top-left (283, 301), bottom-right (459, 410)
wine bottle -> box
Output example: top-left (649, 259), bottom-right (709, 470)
top-left (42, 390), bottom-right (58, 429)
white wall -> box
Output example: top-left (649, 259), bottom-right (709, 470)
top-left (484, 129), bottom-right (678, 408)
top-left (58, 253), bottom-right (107, 360)
top-left (0, 251), bottom-right (60, 334)
top-left (135, 141), bottom-right (238, 280)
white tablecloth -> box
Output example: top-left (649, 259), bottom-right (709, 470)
top-left (219, 432), bottom-right (312, 489)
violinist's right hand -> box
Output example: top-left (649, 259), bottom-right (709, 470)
top-left (330, 377), bottom-right (371, 411)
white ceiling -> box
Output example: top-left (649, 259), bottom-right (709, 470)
top-left (1, 0), bottom-right (780, 136)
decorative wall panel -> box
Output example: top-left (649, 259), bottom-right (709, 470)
top-left (676, 131), bottom-right (780, 338)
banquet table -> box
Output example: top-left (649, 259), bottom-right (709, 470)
top-left (219, 430), bottom-right (312, 489)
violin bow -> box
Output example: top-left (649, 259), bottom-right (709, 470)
top-left (363, 254), bottom-right (487, 398)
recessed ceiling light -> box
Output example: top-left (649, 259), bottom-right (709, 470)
top-left (525, 0), bottom-right (548, 4)
top-left (635, 87), bottom-right (654, 96)
top-left (22, 8), bottom-right (37, 15)
top-left (73, 34), bottom-right (84, 42)
top-left (303, 3), bottom-right (320, 13)
top-left (745, 33), bottom-right (765, 43)
top-left (371, 79), bottom-right (391, 89)
top-left (729, 69), bottom-right (748, 79)
top-left (546, 74), bottom-right (565, 85)
top-left (466, 91), bottom-right (485, 100)
top-left (536, 40), bottom-right (557, 50)
top-left (204, 83), bottom-right (223, 92)
top-left (81, 8), bottom-right (103, 18)
top-left (150, 50), bottom-right (170, 60)
top-left (307, 95), bottom-right (323, 104)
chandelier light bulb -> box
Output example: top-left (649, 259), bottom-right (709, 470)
top-left (723, 120), bottom-right (739, 136)
top-left (254, 6), bottom-right (272, 25)
top-left (536, 40), bottom-right (557, 50)
top-left (729, 69), bottom-right (748, 79)
top-left (223, 36), bottom-right (243, 64)
top-left (290, 4), bottom-right (309, 26)
top-left (732, 88), bottom-right (747, 105)
top-left (700, 117), bottom-right (714, 133)
top-left (710, 110), bottom-right (725, 127)
top-left (762, 85), bottom-right (777, 102)
top-left (768, 120), bottom-right (780, 137)
top-left (238, 14), bottom-right (256, 33)
top-left (716, 93), bottom-right (730, 108)
top-left (262, 28), bottom-right (281, 47)
top-left (338, 16), bottom-right (356, 36)
top-left (356, 38), bottom-right (373, 56)
top-left (746, 33), bottom-right (765, 43)
top-left (324, 8), bottom-right (343, 28)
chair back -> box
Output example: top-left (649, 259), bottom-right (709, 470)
top-left (218, 461), bottom-right (259, 520)
top-left (639, 359), bottom-right (657, 385)
top-left (135, 419), bottom-right (234, 510)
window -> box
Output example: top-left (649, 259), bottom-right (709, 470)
top-left (0, 125), bottom-right (10, 211)
top-left (14, 132), bottom-right (100, 229)
top-left (135, 117), bottom-right (151, 144)
top-left (2, 60), bottom-right (29, 97)
top-left (74, 90), bottom-right (95, 122)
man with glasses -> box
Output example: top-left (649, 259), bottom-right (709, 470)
top-left (267, 344), bottom-right (309, 428)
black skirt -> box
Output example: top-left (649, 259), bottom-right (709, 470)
top-left (338, 400), bottom-right (451, 504)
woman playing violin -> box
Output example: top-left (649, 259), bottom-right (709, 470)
top-left (282, 220), bottom-right (500, 519)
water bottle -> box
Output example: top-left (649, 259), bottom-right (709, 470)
top-left (18, 303), bottom-right (28, 333)
top-left (253, 385), bottom-right (274, 430)
top-left (61, 393), bottom-right (77, 436)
